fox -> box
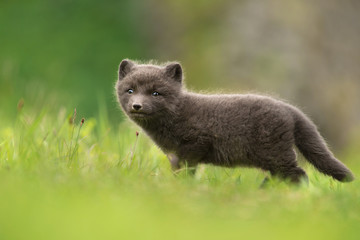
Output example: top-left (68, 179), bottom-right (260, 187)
top-left (115, 59), bottom-right (354, 183)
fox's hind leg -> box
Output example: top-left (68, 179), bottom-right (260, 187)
top-left (267, 149), bottom-right (308, 184)
top-left (273, 166), bottom-right (308, 184)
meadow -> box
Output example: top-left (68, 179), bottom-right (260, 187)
top-left (0, 102), bottom-right (359, 240)
top-left (1, 1), bottom-right (360, 239)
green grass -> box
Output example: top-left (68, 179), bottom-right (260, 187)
top-left (0, 106), bottom-right (359, 240)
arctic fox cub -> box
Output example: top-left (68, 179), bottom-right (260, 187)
top-left (116, 59), bottom-right (354, 183)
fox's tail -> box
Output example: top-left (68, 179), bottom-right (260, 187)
top-left (291, 107), bottom-right (354, 182)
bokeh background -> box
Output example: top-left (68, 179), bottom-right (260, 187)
top-left (1, 0), bottom-right (360, 152)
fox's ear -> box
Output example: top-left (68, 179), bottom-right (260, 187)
top-left (165, 62), bottom-right (182, 83)
top-left (119, 59), bottom-right (135, 80)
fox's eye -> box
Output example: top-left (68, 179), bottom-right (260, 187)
top-left (152, 91), bottom-right (160, 96)
top-left (127, 89), bottom-right (134, 94)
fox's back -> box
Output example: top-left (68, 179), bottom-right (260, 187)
top-left (181, 93), bottom-right (294, 136)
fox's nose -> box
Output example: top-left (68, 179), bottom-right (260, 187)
top-left (132, 103), bottom-right (142, 111)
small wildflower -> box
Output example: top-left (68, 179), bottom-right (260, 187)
top-left (130, 131), bottom-right (140, 167)
top-left (73, 108), bottom-right (77, 122)
top-left (69, 108), bottom-right (77, 125)
top-left (17, 98), bottom-right (24, 112)
top-left (81, 118), bottom-right (85, 126)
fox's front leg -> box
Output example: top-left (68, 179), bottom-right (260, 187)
top-left (167, 153), bottom-right (181, 171)
top-left (167, 153), bottom-right (198, 176)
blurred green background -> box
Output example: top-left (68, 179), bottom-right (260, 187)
top-left (1, 0), bottom-right (360, 151)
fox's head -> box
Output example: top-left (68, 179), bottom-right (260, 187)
top-left (116, 59), bottom-right (183, 123)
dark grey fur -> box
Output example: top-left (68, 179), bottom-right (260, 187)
top-left (116, 59), bottom-right (354, 183)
